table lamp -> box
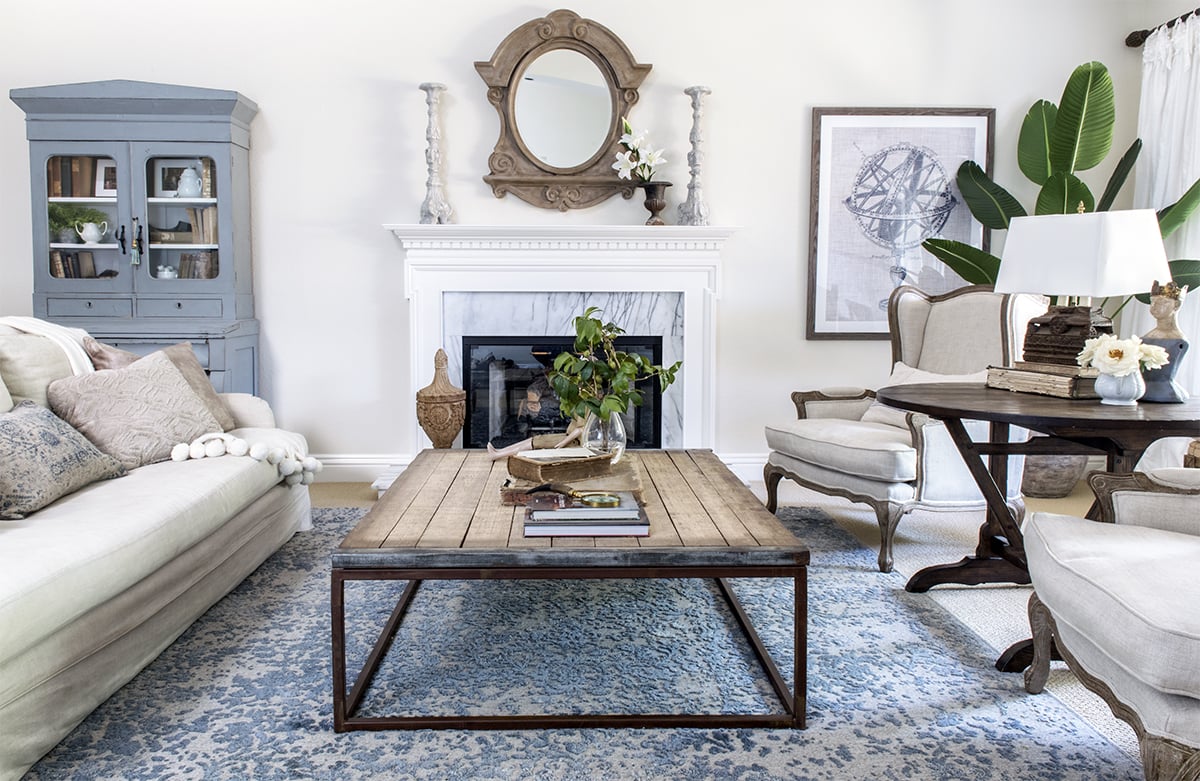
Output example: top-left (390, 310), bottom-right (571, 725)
top-left (995, 209), bottom-right (1171, 365)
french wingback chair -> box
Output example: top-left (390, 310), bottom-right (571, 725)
top-left (1024, 468), bottom-right (1200, 781)
top-left (763, 284), bottom-right (1045, 572)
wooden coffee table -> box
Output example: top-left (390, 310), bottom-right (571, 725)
top-left (331, 448), bottom-right (809, 731)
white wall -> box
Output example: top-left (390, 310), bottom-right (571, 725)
top-left (0, 0), bottom-right (1169, 479)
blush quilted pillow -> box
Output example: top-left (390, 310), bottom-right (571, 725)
top-left (47, 351), bottom-right (222, 470)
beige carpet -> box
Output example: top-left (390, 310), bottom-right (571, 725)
top-left (308, 478), bottom-right (1139, 760)
top-left (781, 482), bottom-right (1140, 761)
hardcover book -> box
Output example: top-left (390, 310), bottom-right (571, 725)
top-left (986, 362), bottom-right (1100, 399)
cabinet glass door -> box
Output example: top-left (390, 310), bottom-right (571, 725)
top-left (142, 146), bottom-right (223, 288)
top-left (42, 142), bottom-right (131, 292)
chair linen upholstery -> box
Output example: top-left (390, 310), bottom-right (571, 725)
top-left (763, 285), bottom-right (1044, 572)
top-left (1024, 470), bottom-right (1200, 781)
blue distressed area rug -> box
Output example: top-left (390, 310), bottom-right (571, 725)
top-left (27, 507), bottom-right (1140, 780)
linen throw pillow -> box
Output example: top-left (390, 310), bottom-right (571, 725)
top-left (0, 333), bottom-right (73, 407)
top-left (0, 401), bottom-right (126, 519)
top-left (47, 351), bottom-right (223, 469)
top-left (860, 361), bottom-right (988, 428)
top-left (84, 337), bottom-right (236, 431)
top-left (0, 374), bottom-right (12, 413)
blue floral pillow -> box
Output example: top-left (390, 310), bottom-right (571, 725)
top-left (0, 401), bottom-right (126, 520)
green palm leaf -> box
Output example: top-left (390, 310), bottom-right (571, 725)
top-left (1158, 176), bottom-right (1200, 239)
top-left (1134, 259), bottom-right (1200, 303)
top-left (1048, 61), bottom-right (1115, 173)
top-left (1017, 100), bottom-right (1057, 185)
top-left (956, 161), bottom-right (1027, 230)
top-left (1035, 172), bottom-right (1094, 215)
top-left (1096, 139), bottom-right (1141, 212)
top-left (921, 238), bottom-right (1002, 285)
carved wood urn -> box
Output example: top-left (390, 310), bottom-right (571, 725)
top-left (415, 348), bottom-right (466, 448)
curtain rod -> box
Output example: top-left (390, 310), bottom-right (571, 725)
top-left (1127, 7), bottom-right (1199, 47)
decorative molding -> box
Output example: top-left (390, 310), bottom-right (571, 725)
top-left (384, 224), bottom-right (734, 456)
top-left (474, 9), bottom-right (651, 210)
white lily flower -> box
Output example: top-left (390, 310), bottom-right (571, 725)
top-left (612, 150), bottom-right (636, 180)
top-left (614, 116), bottom-right (666, 183)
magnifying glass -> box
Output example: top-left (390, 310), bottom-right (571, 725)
top-left (579, 492), bottom-right (620, 507)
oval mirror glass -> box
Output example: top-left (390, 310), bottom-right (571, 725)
top-left (514, 49), bottom-right (612, 170)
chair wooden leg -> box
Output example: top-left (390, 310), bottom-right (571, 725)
top-left (873, 503), bottom-right (902, 573)
top-left (1024, 591), bottom-right (1052, 694)
top-left (763, 463), bottom-right (783, 513)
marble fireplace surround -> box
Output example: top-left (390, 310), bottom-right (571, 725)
top-left (386, 225), bottom-right (732, 452)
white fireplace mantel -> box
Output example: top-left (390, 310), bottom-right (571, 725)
top-left (385, 224), bottom-right (733, 452)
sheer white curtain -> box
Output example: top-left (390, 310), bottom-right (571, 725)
top-left (1131, 15), bottom-right (1200, 395)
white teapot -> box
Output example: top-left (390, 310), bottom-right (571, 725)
top-left (175, 166), bottom-right (203, 198)
top-left (74, 221), bottom-right (108, 244)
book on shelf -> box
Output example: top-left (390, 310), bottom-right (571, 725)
top-left (49, 250), bottom-right (65, 278)
top-left (986, 361), bottom-right (1100, 399)
top-left (178, 251), bottom-right (217, 279)
top-left (77, 250), bottom-right (96, 279)
top-left (70, 157), bottom-right (95, 198)
top-left (185, 206), bottom-right (218, 244)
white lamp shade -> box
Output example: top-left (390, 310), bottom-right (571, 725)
top-left (995, 209), bottom-right (1171, 297)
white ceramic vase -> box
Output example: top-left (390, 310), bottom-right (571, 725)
top-left (1094, 371), bottom-right (1145, 406)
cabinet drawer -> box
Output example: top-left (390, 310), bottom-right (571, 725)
top-left (137, 298), bottom-right (223, 318)
top-left (47, 297), bottom-right (133, 318)
top-left (102, 339), bottom-right (210, 367)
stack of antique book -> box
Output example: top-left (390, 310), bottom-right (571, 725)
top-left (986, 361), bottom-right (1100, 399)
top-left (522, 490), bottom-right (649, 537)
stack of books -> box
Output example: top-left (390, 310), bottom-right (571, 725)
top-left (522, 490), bottom-right (649, 537)
top-left (986, 361), bottom-right (1100, 399)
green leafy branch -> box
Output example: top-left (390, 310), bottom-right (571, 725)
top-left (547, 306), bottom-right (680, 421)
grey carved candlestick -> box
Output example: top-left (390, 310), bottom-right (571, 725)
top-left (677, 85), bottom-right (711, 226)
top-left (419, 82), bottom-right (453, 225)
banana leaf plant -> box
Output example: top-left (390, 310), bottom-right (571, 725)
top-left (922, 61), bottom-right (1200, 308)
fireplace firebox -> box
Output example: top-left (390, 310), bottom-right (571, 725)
top-left (462, 336), bottom-right (663, 450)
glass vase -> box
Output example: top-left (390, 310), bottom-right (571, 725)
top-left (1094, 371), bottom-right (1145, 406)
top-left (582, 410), bottom-right (627, 464)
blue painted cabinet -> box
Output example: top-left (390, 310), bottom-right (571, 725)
top-left (10, 80), bottom-right (260, 393)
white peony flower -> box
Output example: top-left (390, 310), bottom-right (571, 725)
top-left (1077, 333), bottom-right (1169, 376)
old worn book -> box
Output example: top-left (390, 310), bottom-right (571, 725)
top-left (986, 362), bottom-right (1099, 399)
top-left (500, 454), bottom-right (644, 505)
top-left (506, 449), bottom-right (614, 483)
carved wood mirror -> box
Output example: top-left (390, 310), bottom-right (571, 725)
top-left (475, 9), bottom-right (651, 210)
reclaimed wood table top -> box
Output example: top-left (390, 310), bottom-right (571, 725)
top-left (333, 449), bottom-right (809, 570)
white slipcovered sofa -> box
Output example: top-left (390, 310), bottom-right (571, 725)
top-left (0, 319), bottom-right (313, 780)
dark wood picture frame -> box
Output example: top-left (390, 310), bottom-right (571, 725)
top-left (807, 107), bottom-right (995, 340)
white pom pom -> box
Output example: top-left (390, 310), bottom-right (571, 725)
top-left (205, 438), bottom-right (226, 458)
top-left (278, 457), bottom-right (299, 476)
top-left (300, 470), bottom-right (315, 485)
top-left (285, 471), bottom-right (303, 485)
top-left (227, 437), bottom-right (249, 457)
top-left (171, 442), bottom-right (191, 461)
top-left (249, 442), bottom-right (268, 461)
top-left (189, 441), bottom-right (207, 459)
top-left (301, 456), bottom-right (321, 473)
top-left (266, 448), bottom-right (284, 465)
